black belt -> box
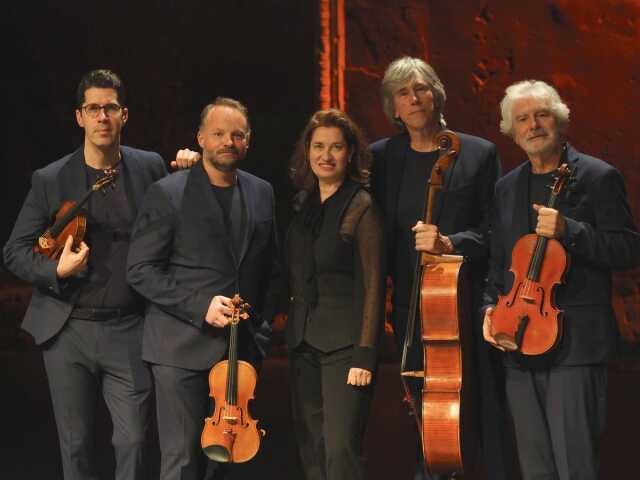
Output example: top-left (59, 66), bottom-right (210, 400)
top-left (70, 305), bottom-right (142, 321)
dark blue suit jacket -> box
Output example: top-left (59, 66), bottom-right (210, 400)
top-left (3, 146), bottom-right (167, 345)
top-left (483, 144), bottom-right (640, 365)
top-left (126, 162), bottom-right (280, 371)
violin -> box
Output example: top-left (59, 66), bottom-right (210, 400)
top-left (400, 130), bottom-right (477, 475)
top-left (34, 170), bottom-right (118, 258)
top-left (491, 164), bottom-right (572, 355)
top-left (201, 295), bottom-right (265, 463)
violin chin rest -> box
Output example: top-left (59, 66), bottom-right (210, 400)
top-left (203, 445), bottom-right (231, 463)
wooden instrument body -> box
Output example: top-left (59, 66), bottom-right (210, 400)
top-left (420, 254), bottom-right (477, 474)
top-left (200, 296), bottom-right (263, 463)
top-left (400, 130), bottom-right (477, 476)
top-left (492, 234), bottom-right (568, 355)
top-left (33, 170), bottom-right (117, 259)
top-left (201, 359), bottom-right (262, 463)
top-left (34, 201), bottom-right (86, 258)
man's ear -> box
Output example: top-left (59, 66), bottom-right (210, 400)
top-left (121, 107), bottom-right (129, 125)
top-left (197, 130), bottom-right (204, 149)
top-left (76, 109), bottom-right (85, 128)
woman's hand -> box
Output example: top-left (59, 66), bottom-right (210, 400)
top-left (346, 367), bottom-right (372, 387)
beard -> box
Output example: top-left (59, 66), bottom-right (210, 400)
top-left (521, 129), bottom-right (561, 157)
top-left (205, 149), bottom-right (243, 172)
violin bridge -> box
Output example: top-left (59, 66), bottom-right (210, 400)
top-left (401, 370), bottom-right (425, 378)
top-left (222, 415), bottom-right (238, 424)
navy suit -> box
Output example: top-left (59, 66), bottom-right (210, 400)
top-left (4, 146), bottom-right (166, 344)
top-left (483, 144), bottom-right (640, 479)
top-left (3, 146), bottom-right (167, 480)
top-left (127, 161), bottom-right (280, 480)
top-left (370, 132), bottom-right (513, 479)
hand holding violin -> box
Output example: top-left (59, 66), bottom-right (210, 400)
top-left (533, 204), bottom-right (566, 239)
top-left (205, 295), bottom-right (234, 328)
top-left (482, 307), bottom-right (505, 352)
top-left (56, 235), bottom-right (89, 279)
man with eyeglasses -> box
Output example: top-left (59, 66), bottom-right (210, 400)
top-left (3, 69), bottom-right (189, 480)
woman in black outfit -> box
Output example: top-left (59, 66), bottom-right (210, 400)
top-left (284, 109), bottom-right (385, 480)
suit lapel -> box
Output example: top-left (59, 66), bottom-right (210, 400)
top-left (555, 143), bottom-right (581, 214)
top-left (512, 162), bottom-right (532, 241)
top-left (121, 147), bottom-right (146, 216)
top-left (183, 162), bottom-right (231, 256)
top-left (384, 135), bottom-right (409, 234)
top-left (236, 170), bottom-right (255, 266)
top-left (58, 148), bottom-right (88, 208)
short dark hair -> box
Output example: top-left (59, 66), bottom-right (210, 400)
top-left (76, 69), bottom-right (126, 107)
top-left (198, 97), bottom-right (251, 135)
top-left (289, 109), bottom-right (370, 191)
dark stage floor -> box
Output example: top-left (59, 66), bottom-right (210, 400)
top-left (1, 345), bottom-right (639, 479)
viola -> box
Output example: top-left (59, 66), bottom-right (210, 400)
top-left (491, 164), bottom-right (572, 355)
top-left (34, 170), bottom-right (118, 258)
top-left (400, 130), bottom-right (477, 475)
top-left (201, 295), bottom-right (265, 463)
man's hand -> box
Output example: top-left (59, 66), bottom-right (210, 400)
top-left (170, 149), bottom-right (201, 170)
top-left (346, 367), bottom-right (372, 387)
top-left (533, 204), bottom-right (566, 239)
top-left (56, 235), bottom-right (89, 278)
top-left (412, 221), bottom-right (454, 254)
top-left (205, 295), bottom-right (233, 328)
top-left (482, 307), bottom-right (505, 352)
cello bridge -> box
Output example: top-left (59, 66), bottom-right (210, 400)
top-left (222, 415), bottom-right (238, 424)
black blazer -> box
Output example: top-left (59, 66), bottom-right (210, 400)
top-left (3, 146), bottom-right (167, 345)
top-left (126, 162), bottom-right (281, 371)
top-left (483, 144), bottom-right (640, 365)
top-left (369, 132), bottom-right (501, 269)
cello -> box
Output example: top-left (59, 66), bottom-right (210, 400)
top-left (491, 164), bottom-right (571, 354)
top-left (401, 130), bottom-right (477, 475)
top-left (201, 294), bottom-right (265, 463)
top-left (34, 170), bottom-right (118, 258)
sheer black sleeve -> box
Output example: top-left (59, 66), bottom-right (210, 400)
top-left (340, 190), bottom-right (386, 371)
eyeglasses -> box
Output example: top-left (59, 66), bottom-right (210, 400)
top-left (80, 103), bottom-right (124, 118)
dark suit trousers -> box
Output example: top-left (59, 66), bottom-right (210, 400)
top-left (505, 365), bottom-right (607, 480)
top-left (42, 315), bottom-right (152, 480)
top-left (290, 345), bottom-right (372, 480)
top-left (151, 364), bottom-right (232, 480)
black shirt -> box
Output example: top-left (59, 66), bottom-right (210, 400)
top-left (211, 183), bottom-right (246, 260)
top-left (74, 159), bottom-right (138, 309)
top-left (393, 148), bottom-right (439, 308)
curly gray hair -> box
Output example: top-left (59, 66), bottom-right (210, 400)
top-left (499, 80), bottom-right (570, 137)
